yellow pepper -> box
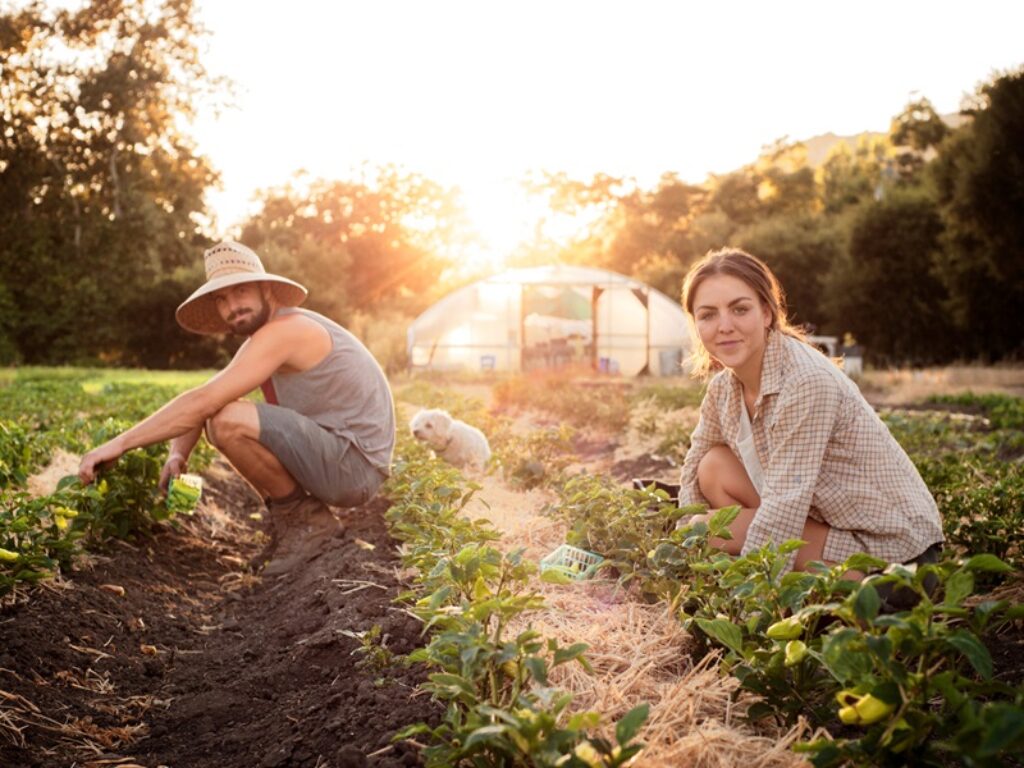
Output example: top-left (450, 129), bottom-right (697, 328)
top-left (0, 547), bottom-right (19, 562)
top-left (572, 741), bottom-right (602, 768)
top-left (835, 690), bottom-right (896, 725)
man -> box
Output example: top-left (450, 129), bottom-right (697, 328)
top-left (78, 240), bottom-right (396, 575)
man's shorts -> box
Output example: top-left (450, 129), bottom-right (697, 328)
top-left (255, 403), bottom-right (386, 507)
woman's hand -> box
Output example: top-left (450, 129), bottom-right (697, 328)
top-left (676, 512), bottom-right (709, 530)
top-left (159, 453), bottom-right (188, 494)
top-left (78, 440), bottom-right (125, 485)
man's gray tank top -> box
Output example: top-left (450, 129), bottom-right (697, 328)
top-left (269, 308), bottom-right (395, 474)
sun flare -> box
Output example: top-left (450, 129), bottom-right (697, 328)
top-left (455, 177), bottom-right (599, 274)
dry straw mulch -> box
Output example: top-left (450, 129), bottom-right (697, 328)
top-left (470, 473), bottom-right (811, 768)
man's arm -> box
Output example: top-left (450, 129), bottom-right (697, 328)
top-left (78, 315), bottom-right (325, 484)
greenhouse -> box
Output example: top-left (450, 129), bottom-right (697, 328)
top-left (407, 265), bottom-right (693, 376)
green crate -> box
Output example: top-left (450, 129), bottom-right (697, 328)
top-left (166, 473), bottom-right (203, 514)
top-left (540, 544), bottom-right (605, 581)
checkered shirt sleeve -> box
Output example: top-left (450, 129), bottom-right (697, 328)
top-left (678, 375), bottom-right (726, 508)
top-left (741, 366), bottom-right (839, 561)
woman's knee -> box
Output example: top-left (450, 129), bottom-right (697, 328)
top-left (698, 445), bottom-right (758, 508)
top-left (697, 445), bottom-right (734, 488)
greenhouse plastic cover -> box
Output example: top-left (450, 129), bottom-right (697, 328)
top-left (408, 265), bottom-right (693, 376)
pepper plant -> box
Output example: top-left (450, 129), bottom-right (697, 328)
top-left (386, 432), bottom-right (649, 767)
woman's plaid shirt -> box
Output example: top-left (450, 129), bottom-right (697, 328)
top-left (679, 331), bottom-right (944, 569)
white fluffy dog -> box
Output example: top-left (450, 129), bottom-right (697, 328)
top-left (410, 408), bottom-right (491, 470)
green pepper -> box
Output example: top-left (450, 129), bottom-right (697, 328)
top-left (766, 616), bottom-right (803, 640)
top-left (0, 547), bottom-right (20, 562)
top-left (784, 639), bottom-right (808, 666)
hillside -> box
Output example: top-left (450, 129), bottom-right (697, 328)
top-left (796, 112), bottom-right (969, 166)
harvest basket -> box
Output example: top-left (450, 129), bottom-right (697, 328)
top-left (540, 544), bottom-right (605, 581)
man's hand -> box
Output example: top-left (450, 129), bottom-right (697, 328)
top-left (78, 440), bottom-right (125, 485)
top-left (159, 453), bottom-right (188, 494)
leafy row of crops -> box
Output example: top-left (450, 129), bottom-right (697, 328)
top-left (4, 369), bottom-right (1023, 765)
top-left (0, 370), bottom-right (215, 596)
top-left (385, 378), bottom-right (1019, 764)
top-left (382, 437), bottom-right (648, 766)
top-left (544, 475), bottom-right (1024, 765)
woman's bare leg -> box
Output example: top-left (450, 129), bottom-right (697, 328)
top-left (690, 445), bottom-right (835, 571)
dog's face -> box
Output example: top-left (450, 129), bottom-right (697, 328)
top-left (410, 409), bottom-right (453, 447)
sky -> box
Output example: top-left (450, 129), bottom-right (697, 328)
top-left (191, 0), bottom-right (1024, 260)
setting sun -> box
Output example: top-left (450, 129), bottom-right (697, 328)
top-left (454, 177), bottom-right (606, 271)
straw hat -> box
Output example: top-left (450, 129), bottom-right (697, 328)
top-left (175, 241), bottom-right (308, 335)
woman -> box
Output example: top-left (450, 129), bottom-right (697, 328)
top-left (678, 248), bottom-right (943, 574)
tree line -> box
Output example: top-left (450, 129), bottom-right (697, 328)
top-left (515, 81), bottom-right (1024, 365)
top-left (1, 0), bottom-right (1022, 369)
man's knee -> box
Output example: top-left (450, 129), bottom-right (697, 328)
top-left (206, 401), bottom-right (257, 448)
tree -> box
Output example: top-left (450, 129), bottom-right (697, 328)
top-left (517, 171), bottom-right (707, 285)
top-left (239, 167), bottom-right (467, 322)
top-left (890, 97), bottom-right (950, 182)
top-left (930, 68), bottom-right (1024, 360)
top-left (818, 136), bottom-right (893, 214)
top-left (733, 214), bottom-right (841, 330)
top-left (822, 190), bottom-right (954, 364)
top-left (754, 139), bottom-right (818, 218)
top-left (0, 0), bottom-right (220, 366)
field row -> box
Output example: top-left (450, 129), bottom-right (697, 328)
top-left (2, 370), bottom-right (1023, 766)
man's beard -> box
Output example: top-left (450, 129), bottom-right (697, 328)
top-left (227, 297), bottom-right (271, 336)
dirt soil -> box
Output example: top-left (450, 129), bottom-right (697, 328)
top-left (0, 459), bottom-right (439, 768)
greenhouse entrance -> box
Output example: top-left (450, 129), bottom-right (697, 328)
top-left (520, 283), bottom-right (656, 374)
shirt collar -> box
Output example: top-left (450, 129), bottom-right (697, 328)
top-left (722, 329), bottom-right (787, 417)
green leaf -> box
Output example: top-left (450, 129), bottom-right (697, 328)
top-left (393, 723), bottom-right (432, 739)
top-left (745, 701), bottom-right (776, 722)
top-left (978, 703), bottom-right (1024, 756)
top-left (964, 554), bottom-right (1013, 574)
top-left (853, 583), bottom-right (880, 622)
top-left (427, 672), bottom-right (477, 702)
top-left (870, 680), bottom-right (901, 705)
top-left (842, 553), bottom-right (888, 573)
top-left (822, 628), bottom-right (872, 684)
top-left (56, 474), bottom-right (80, 490)
top-left (695, 618), bottom-right (744, 654)
top-left (942, 569), bottom-right (974, 608)
top-left (778, 538), bottom-right (806, 555)
top-left (567, 710), bottom-right (601, 731)
top-left (540, 568), bottom-right (573, 585)
top-left (946, 629), bottom-right (993, 680)
top-left (864, 634), bottom-right (892, 665)
top-left (707, 505), bottom-right (739, 536)
top-left (523, 656), bottom-right (548, 685)
top-left (553, 642), bottom-right (589, 666)
top-left (615, 703), bottom-right (649, 745)
top-left (464, 724), bottom-right (508, 748)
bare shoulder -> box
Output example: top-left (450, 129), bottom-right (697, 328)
top-left (249, 312), bottom-right (331, 371)
top-left (263, 311), bottom-right (326, 337)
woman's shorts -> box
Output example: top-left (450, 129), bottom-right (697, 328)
top-left (256, 403), bottom-right (386, 507)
